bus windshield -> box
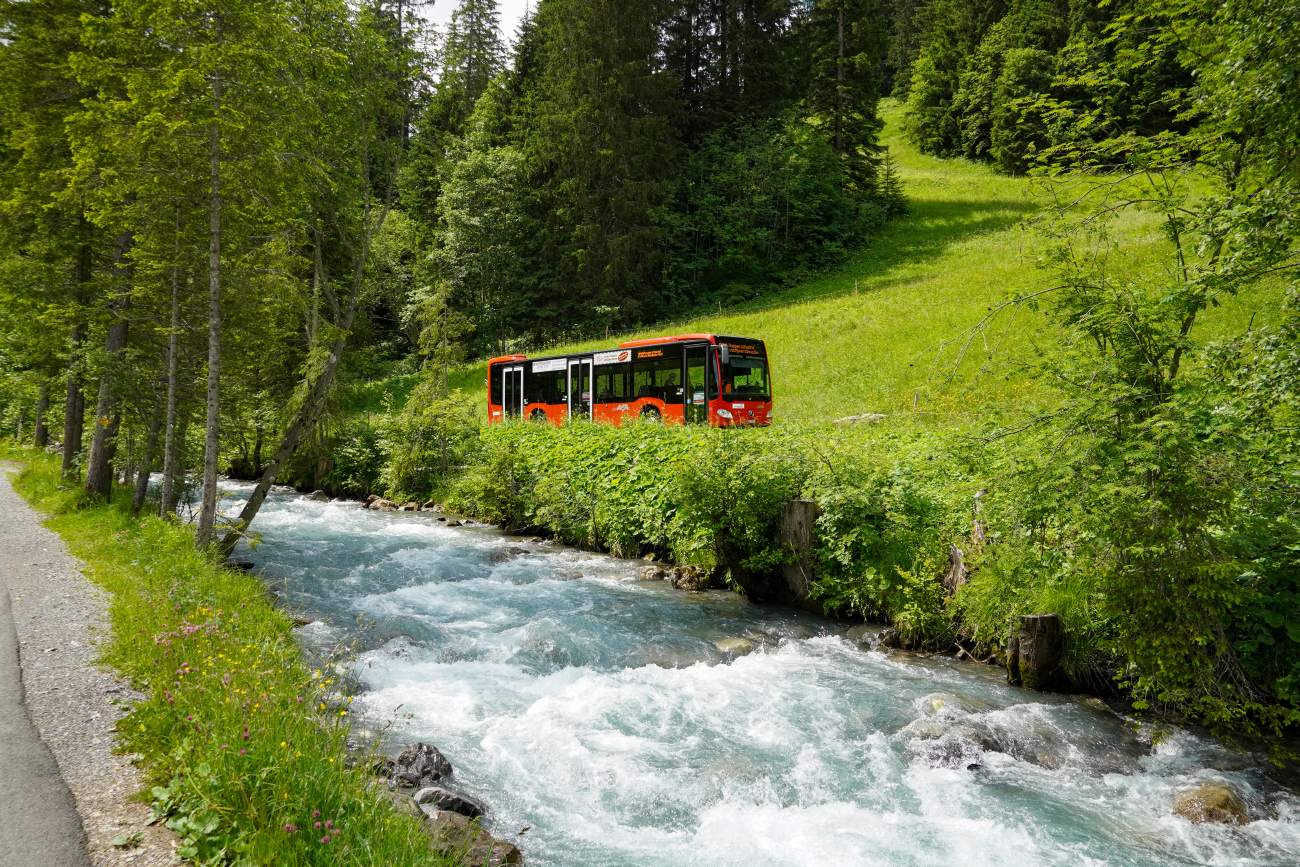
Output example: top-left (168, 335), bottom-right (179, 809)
top-left (723, 355), bottom-right (770, 399)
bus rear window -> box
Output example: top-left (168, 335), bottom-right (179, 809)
top-left (490, 365), bottom-right (503, 406)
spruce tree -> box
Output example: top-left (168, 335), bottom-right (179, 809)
top-left (804, 0), bottom-right (890, 198)
top-left (512, 0), bottom-right (678, 333)
top-left (443, 0), bottom-right (506, 118)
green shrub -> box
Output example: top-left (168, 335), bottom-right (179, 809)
top-left (449, 421), bottom-right (973, 625)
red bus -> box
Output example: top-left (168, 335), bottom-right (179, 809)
top-left (487, 334), bottom-right (772, 427)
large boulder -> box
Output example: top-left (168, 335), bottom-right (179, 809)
top-left (376, 742), bottom-right (453, 790)
top-left (308, 490), bottom-right (329, 502)
top-left (669, 566), bottom-right (712, 592)
top-left (380, 791), bottom-right (521, 866)
top-left (369, 498), bottom-right (398, 511)
top-left (487, 547), bottom-right (530, 565)
top-left (714, 638), bottom-right (755, 659)
top-left (414, 785), bottom-right (488, 819)
top-left (421, 808), bottom-right (521, 866)
top-left (1174, 783), bottom-right (1250, 825)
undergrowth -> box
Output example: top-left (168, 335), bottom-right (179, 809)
top-left (7, 449), bottom-right (460, 867)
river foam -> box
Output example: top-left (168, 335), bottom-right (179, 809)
top-left (224, 484), bottom-right (1300, 866)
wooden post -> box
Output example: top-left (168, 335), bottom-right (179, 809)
top-left (1013, 613), bottom-right (1063, 690)
top-left (778, 499), bottom-right (821, 600)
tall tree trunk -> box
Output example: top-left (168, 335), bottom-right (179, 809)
top-left (160, 217), bottom-right (183, 517)
top-left (84, 231), bottom-right (133, 499)
top-left (197, 69), bottom-right (223, 548)
top-left (33, 381), bottom-right (49, 447)
top-left (132, 396), bottom-right (163, 512)
top-left (309, 224), bottom-right (321, 343)
top-left (836, 3), bottom-right (844, 154)
top-left (163, 413), bottom-right (188, 518)
top-left (61, 241), bottom-right (91, 479)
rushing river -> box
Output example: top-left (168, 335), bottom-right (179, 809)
top-left (222, 484), bottom-right (1300, 866)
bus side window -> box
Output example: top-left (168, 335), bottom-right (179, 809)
top-left (595, 367), bottom-right (614, 403)
top-left (706, 352), bottom-right (719, 401)
top-left (491, 365), bottom-right (503, 406)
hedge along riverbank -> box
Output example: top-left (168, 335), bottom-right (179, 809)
top-left (445, 419), bottom-right (985, 643)
top-left (6, 450), bottom-right (463, 867)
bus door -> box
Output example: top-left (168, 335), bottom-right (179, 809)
top-left (684, 345), bottom-right (709, 424)
top-left (568, 358), bottom-right (592, 418)
top-left (501, 364), bottom-right (524, 418)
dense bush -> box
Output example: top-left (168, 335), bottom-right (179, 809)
top-left (448, 421), bottom-right (975, 643)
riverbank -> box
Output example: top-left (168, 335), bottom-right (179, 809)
top-left (1, 447), bottom-right (473, 866)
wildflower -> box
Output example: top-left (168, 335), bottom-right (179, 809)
top-left (239, 749), bottom-right (247, 755)
top-left (314, 822), bottom-right (322, 829)
top-left (284, 824), bottom-right (296, 832)
top-left (321, 835), bottom-right (330, 844)
top-left (312, 811), bottom-right (320, 818)
top-left (325, 821), bottom-right (332, 829)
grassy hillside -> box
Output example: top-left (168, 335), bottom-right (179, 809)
top-left (444, 100), bottom-right (1279, 424)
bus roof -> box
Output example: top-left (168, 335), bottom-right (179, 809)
top-left (618, 334), bottom-right (716, 348)
top-left (486, 354), bottom-right (527, 366)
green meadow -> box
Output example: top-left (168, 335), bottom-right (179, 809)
top-left (441, 100), bottom-right (1280, 426)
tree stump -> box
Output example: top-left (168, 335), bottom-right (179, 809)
top-left (1014, 614), bottom-right (1064, 691)
top-left (778, 499), bottom-right (821, 600)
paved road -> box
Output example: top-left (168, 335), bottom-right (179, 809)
top-left (0, 466), bottom-right (92, 867)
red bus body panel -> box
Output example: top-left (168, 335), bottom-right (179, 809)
top-left (487, 336), bottom-right (771, 428)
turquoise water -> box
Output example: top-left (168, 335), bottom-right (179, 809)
top-left (224, 484), bottom-right (1300, 867)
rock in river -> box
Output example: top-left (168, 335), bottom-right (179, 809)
top-left (381, 791), bottom-right (520, 865)
top-left (1174, 782), bottom-right (1251, 825)
top-left (714, 638), bottom-right (755, 658)
top-left (415, 785), bottom-right (488, 819)
top-left (308, 489), bottom-right (329, 501)
top-left (377, 742), bottom-right (454, 789)
top-left (670, 565), bottom-right (711, 591)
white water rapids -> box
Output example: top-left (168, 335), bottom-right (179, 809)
top-left (222, 485), bottom-right (1300, 866)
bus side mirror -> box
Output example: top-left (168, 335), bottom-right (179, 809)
top-left (719, 345), bottom-right (729, 365)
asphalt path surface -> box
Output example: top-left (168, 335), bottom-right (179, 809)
top-left (0, 466), bottom-right (90, 866)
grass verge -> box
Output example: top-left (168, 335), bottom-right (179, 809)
top-left (5, 447), bottom-right (461, 867)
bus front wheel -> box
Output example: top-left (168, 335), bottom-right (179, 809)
top-left (530, 409), bottom-right (548, 423)
top-left (640, 405), bottom-right (662, 423)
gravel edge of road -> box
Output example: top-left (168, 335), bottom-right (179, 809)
top-left (0, 463), bottom-right (180, 866)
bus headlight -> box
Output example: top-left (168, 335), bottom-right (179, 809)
top-left (716, 409), bottom-right (733, 419)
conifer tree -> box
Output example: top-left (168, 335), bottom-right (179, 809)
top-left (443, 0), bottom-right (505, 118)
top-left (805, 0), bottom-right (890, 198)
top-left (513, 0), bottom-right (678, 332)
top-left (0, 0), bottom-right (113, 480)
